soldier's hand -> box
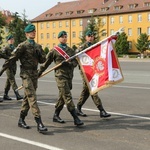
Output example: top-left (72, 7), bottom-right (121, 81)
top-left (61, 61), bottom-right (71, 66)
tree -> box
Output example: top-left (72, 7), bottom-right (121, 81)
top-left (79, 15), bottom-right (104, 45)
top-left (135, 33), bottom-right (150, 54)
top-left (0, 12), bottom-right (7, 46)
top-left (8, 11), bottom-right (29, 46)
top-left (115, 32), bottom-right (129, 56)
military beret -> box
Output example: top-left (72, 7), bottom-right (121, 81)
top-left (24, 24), bottom-right (35, 33)
top-left (58, 31), bottom-right (67, 38)
top-left (85, 30), bottom-right (94, 36)
top-left (6, 34), bottom-right (13, 41)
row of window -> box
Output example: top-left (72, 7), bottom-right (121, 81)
top-left (40, 19), bottom-right (83, 29)
top-left (110, 27), bottom-right (150, 36)
top-left (102, 13), bottom-right (150, 24)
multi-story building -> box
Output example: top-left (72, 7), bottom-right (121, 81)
top-left (32, 0), bottom-right (150, 53)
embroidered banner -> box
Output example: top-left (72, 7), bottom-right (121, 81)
top-left (77, 36), bottom-right (124, 95)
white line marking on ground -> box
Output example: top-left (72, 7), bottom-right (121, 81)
top-left (38, 101), bottom-right (150, 120)
top-left (0, 133), bottom-right (64, 150)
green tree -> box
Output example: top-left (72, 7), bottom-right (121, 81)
top-left (72, 45), bottom-right (77, 51)
top-left (0, 12), bottom-right (7, 46)
top-left (135, 33), bottom-right (150, 54)
top-left (79, 16), bottom-right (104, 45)
top-left (8, 11), bottom-right (29, 46)
top-left (115, 32), bottom-right (129, 56)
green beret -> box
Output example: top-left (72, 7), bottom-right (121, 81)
top-left (86, 30), bottom-right (94, 36)
top-left (58, 31), bottom-right (67, 38)
top-left (24, 24), bottom-right (35, 33)
top-left (6, 34), bottom-right (13, 41)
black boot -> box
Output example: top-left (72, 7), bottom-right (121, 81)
top-left (18, 113), bottom-right (30, 129)
top-left (3, 90), bottom-right (12, 100)
top-left (76, 104), bottom-right (87, 117)
top-left (70, 109), bottom-right (84, 126)
top-left (53, 109), bottom-right (65, 123)
top-left (0, 99), bottom-right (3, 102)
top-left (35, 117), bottom-right (48, 133)
top-left (14, 90), bottom-right (23, 100)
top-left (98, 105), bottom-right (111, 118)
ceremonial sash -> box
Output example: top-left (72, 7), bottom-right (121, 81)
top-left (54, 46), bottom-right (70, 59)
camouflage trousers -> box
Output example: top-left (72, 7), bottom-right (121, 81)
top-left (77, 80), bottom-right (102, 107)
top-left (5, 68), bottom-right (18, 91)
top-left (20, 72), bottom-right (40, 118)
top-left (55, 77), bottom-right (75, 112)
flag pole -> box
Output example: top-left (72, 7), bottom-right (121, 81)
top-left (16, 27), bottom-right (124, 91)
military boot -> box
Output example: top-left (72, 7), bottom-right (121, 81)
top-left (53, 109), bottom-right (65, 123)
top-left (0, 99), bottom-right (3, 102)
top-left (70, 109), bottom-right (84, 126)
top-left (76, 104), bottom-right (87, 117)
top-left (98, 105), bottom-right (111, 118)
top-left (18, 113), bottom-right (30, 129)
top-left (14, 90), bottom-right (23, 100)
top-left (3, 90), bottom-right (12, 100)
top-left (34, 117), bottom-right (48, 133)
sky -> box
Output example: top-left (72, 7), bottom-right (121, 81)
top-left (0, 0), bottom-right (74, 20)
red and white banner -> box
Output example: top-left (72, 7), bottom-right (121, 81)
top-left (77, 36), bottom-right (124, 95)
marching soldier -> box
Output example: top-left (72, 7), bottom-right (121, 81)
top-left (1, 35), bottom-right (23, 100)
top-left (38, 31), bottom-right (84, 126)
top-left (76, 30), bottom-right (111, 118)
top-left (0, 50), bottom-right (9, 102)
top-left (0, 24), bottom-right (48, 133)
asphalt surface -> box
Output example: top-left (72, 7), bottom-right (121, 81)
top-left (0, 58), bottom-right (150, 150)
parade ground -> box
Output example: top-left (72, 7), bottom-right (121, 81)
top-left (0, 58), bottom-right (150, 150)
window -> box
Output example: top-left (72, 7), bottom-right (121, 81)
top-left (110, 17), bottom-right (114, 24)
top-left (77, 10), bottom-right (84, 14)
top-left (148, 13), bottom-right (150, 21)
top-left (52, 22), bottom-right (56, 28)
top-left (110, 29), bottom-right (114, 35)
top-left (79, 19), bottom-right (83, 26)
top-left (102, 18), bottom-right (106, 25)
top-left (46, 33), bottom-right (50, 39)
top-left (102, 30), bottom-right (107, 36)
top-left (40, 23), bottom-right (44, 29)
top-left (59, 21), bottom-right (62, 28)
top-left (119, 16), bottom-right (123, 23)
top-left (144, 2), bottom-right (150, 7)
top-left (128, 28), bottom-right (132, 36)
top-left (88, 9), bottom-right (96, 14)
top-left (53, 33), bottom-right (56, 39)
top-left (41, 33), bottom-right (44, 39)
top-left (79, 31), bottom-right (82, 38)
top-left (72, 31), bottom-right (76, 38)
top-left (72, 20), bottom-right (76, 26)
top-left (137, 28), bottom-right (141, 35)
top-left (46, 22), bottom-right (50, 28)
top-left (66, 21), bottom-right (69, 27)
top-left (147, 27), bottom-right (150, 35)
top-left (128, 41), bottom-right (132, 50)
top-left (128, 15), bottom-right (132, 23)
top-left (138, 14), bottom-right (142, 22)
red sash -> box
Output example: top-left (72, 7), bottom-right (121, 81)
top-left (54, 46), bottom-right (70, 59)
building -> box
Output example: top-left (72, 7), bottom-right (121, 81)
top-left (32, 0), bottom-right (150, 53)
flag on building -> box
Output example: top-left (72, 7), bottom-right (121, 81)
top-left (77, 35), bottom-right (124, 95)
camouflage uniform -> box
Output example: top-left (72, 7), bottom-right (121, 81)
top-left (76, 42), bottom-right (111, 118)
top-left (2, 40), bottom-right (46, 117)
top-left (2, 44), bottom-right (18, 92)
top-left (39, 46), bottom-right (77, 112)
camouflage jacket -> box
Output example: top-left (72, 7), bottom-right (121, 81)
top-left (1, 40), bottom-right (46, 77)
top-left (39, 45), bottom-right (77, 79)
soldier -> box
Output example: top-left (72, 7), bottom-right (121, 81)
top-left (0, 24), bottom-right (48, 133)
top-left (1, 35), bottom-right (23, 101)
top-left (0, 50), bottom-right (9, 102)
top-left (38, 31), bottom-right (84, 126)
top-left (76, 30), bottom-right (111, 118)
